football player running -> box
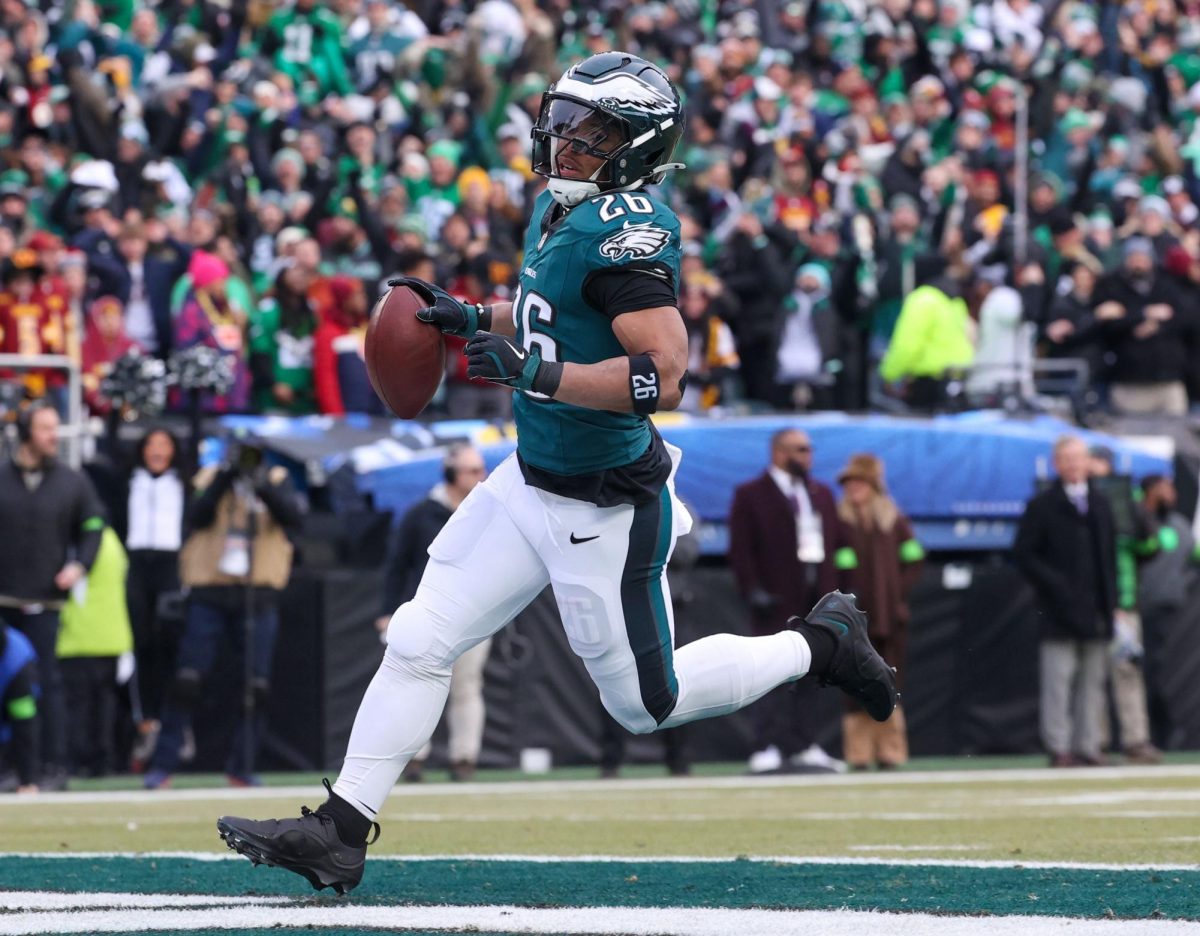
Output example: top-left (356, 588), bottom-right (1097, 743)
top-left (217, 53), bottom-right (897, 894)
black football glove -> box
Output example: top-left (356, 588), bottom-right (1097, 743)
top-left (388, 277), bottom-right (484, 337)
top-left (465, 332), bottom-right (561, 395)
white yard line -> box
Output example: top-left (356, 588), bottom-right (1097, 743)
top-left (2, 892), bottom-right (290, 909)
top-left (0, 900), bottom-right (1196, 936)
top-left (3, 852), bottom-right (1198, 872)
top-left (847, 844), bottom-right (989, 851)
top-left (1016, 790), bottom-right (1200, 806)
top-left (1102, 811), bottom-right (1200, 819)
top-left (1, 765), bottom-right (1197, 807)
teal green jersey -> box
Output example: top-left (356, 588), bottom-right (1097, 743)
top-left (512, 189), bottom-right (681, 476)
top-left (349, 29), bottom-right (413, 92)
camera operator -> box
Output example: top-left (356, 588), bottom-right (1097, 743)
top-left (0, 403), bottom-right (104, 790)
top-left (143, 437), bottom-right (302, 788)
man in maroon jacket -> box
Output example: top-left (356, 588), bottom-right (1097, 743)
top-left (729, 428), bottom-right (852, 772)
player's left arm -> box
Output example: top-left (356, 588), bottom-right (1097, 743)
top-left (465, 306), bottom-right (687, 413)
top-left (554, 306), bottom-right (688, 412)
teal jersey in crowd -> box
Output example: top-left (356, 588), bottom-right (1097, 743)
top-left (349, 30), bottom-right (414, 92)
top-left (512, 189), bottom-right (681, 476)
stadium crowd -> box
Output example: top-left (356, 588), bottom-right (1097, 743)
top-left (2, 0), bottom-right (1200, 788)
top-left (0, 0), bottom-right (1197, 419)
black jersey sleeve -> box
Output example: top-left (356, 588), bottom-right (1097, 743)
top-left (582, 262), bottom-right (679, 319)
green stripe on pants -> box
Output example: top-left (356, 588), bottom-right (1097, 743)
top-left (620, 485), bottom-right (678, 724)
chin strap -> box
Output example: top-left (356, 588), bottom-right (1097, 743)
top-left (547, 160), bottom-right (688, 207)
top-left (547, 177), bottom-right (601, 207)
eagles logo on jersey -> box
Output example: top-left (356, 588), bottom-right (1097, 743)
top-left (599, 222), bottom-right (671, 262)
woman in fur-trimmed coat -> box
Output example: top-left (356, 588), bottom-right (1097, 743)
top-left (836, 453), bottom-right (925, 769)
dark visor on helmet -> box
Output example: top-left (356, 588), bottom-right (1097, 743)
top-left (532, 95), bottom-right (630, 181)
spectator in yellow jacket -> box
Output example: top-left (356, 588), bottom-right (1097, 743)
top-left (880, 268), bottom-right (976, 410)
top-left (57, 527), bottom-right (135, 778)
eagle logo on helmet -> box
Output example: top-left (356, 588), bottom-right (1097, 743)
top-left (592, 72), bottom-right (675, 114)
top-left (599, 222), bottom-right (671, 262)
top-left (559, 70), bottom-right (676, 116)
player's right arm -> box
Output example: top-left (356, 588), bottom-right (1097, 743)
top-left (463, 306), bottom-right (688, 413)
top-left (482, 302), bottom-right (515, 338)
top-left (390, 277), bottom-right (514, 338)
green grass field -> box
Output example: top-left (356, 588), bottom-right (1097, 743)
top-left (2, 758), bottom-right (1198, 935)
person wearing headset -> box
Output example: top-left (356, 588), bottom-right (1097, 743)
top-left (375, 443), bottom-right (490, 782)
top-left (0, 403), bottom-right (105, 791)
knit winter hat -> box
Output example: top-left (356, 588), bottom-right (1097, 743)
top-left (838, 453), bottom-right (885, 492)
top-left (59, 248), bottom-right (86, 270)
top-left (189, 251), bottom-right (229, 290)
top-left (88, 295), bottom-right (124, 320)
top-left (1122, 237), bottom-right (1154, 260)
top-left (1059, 108), bottom-right (1094, 134)
top-left (426, 139), bottom-right (463, 168)
top-left (797, 263), bottom-right (831, 291)
top-left (271, 148), bottom-right (305, 176)
top-left (327, 274), bottom-right (362, 306)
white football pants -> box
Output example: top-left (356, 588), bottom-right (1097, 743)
top-left (412, 636), bottom-right (492, 765)
top-left (333, 451), bottom-right (814, 816)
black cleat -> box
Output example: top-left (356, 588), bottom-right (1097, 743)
top-left (794, 590), bottom-right (899, 722)
top-left (217, 781), bottom-right (380, 895)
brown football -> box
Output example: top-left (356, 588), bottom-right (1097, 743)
top-left (364, 283), bottom-right (444, 419)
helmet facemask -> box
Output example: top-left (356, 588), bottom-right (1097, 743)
top-left (533, 95), bottom-right (632, 207)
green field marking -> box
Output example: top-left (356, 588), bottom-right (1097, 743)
top-left (2, 769), bottom-right (1197, 865)
top-left (0, 856), bottom-right (1196, 921)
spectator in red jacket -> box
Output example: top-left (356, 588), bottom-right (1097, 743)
top-left (81, 296), bottom-right (138, 414)
top-left (313, 274), bottom-right (379, 415)
top-left (0, 249), bottom-right (66, 404)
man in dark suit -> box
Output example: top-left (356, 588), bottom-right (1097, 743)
top-left (729, 428), bottom-right (851, 772)
top-left (88, 221), bottom-right (191, 358)
top-left (1013, 435), bottom-right (1118, 767)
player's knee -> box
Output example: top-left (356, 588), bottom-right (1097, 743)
top-left (251, 678), bottom-right (271, 709)
top-left (169, 669), bottom-right (203, 708)
top-left (384, 599), bottom-right (456, 671)
top-left (603, 698), bottom-right (659, 736)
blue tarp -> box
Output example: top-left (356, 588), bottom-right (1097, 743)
top-left (214, 412), bottom-right (1172, 551)
top-left (350, 412), bottom-right (1170, 527)
top-left (663, 411), bottom-right (1170, 521)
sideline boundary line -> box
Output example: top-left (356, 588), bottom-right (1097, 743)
top-left (0, 898), bottom-right (1197, 936)
top-left (1, 765), bottom-right (1198, 807)
top-left (3, 851), bottom-right (1198, 872)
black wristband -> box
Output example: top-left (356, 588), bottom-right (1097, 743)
top-left (628, 353), bottom-right (660, 415)
top-left (531, 359), bottom-right (564, 397)
top-left (478, 304), bottom-right (493, 332)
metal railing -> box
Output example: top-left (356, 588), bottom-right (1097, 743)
top-left (0, 353), bottom-right (85, 467)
